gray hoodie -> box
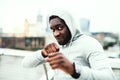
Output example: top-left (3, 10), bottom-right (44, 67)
top-left (22, 10), bottom-right (116, 80)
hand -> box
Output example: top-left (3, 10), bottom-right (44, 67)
top-left (42, 43), bottom-right (59, 57)
top-left (45, 52), bottom-right (75, 75)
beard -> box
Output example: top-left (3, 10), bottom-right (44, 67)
top-left (58, 41), bottom-right (65, 45)
top-left (57, 39), bottom-right (70, 45)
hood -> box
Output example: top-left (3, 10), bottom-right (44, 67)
top-left (48, 9), bottom-right (82, 45)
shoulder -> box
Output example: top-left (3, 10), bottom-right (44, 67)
top-left (71, 34), bottom-right (103, 50)
top-left (76, 34), bottom-right (104, 55)
top-left (78, 35), bottom-right (103, 48)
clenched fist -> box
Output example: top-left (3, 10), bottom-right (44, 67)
top-left (42, 43), bottom-right (74, 75)
top-left (42, 43), bottom-right (59, 57)
top-left (45, 52), bottom-right (74, 75)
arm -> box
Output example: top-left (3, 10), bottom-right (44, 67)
top-left (43, 42), bottom-right (116, 80)
top-left (22, 43), bottom-right (59, 68)
top-left (72, 36), bottom-right (116, 80)
top-left (45, 51), bottom-right (116, 80)
top-left (22, 50), bottom-right (46, 68)
top-left (74, 51), bottom-right (116, 80)
top-left (45, 52), bottom-right (75, 75)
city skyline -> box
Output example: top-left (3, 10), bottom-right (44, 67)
top-left (0, 0), bottom-right (120, 33)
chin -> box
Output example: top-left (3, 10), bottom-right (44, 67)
top-left (58, 41), bottom-right (66, 45)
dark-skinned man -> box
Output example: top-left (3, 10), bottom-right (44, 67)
top-left (22, 10), bottom-right (116, 80)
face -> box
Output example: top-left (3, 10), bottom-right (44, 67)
top-left (50, 18), bottom-right (71, 45)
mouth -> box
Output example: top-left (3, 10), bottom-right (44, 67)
top-left (55, 37), bottom-right (63, 42)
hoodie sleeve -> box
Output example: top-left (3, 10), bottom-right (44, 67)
top-left (74, 51), bottom-right (116, 80)
top-left (22, 50), bottom-right (46, 68)
top-left (71, 36), bottom-right (116, 80)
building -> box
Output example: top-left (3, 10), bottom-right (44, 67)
top-left (80, 18), bottom-right (90, 35)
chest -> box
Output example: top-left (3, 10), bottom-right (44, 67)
top-left (60, 46), bottom-right (89, 66)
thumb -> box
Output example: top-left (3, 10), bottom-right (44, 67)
top-left (45, 57), bottom-right (49, 62)
top-left (42, 50), bottom-right (48, 57)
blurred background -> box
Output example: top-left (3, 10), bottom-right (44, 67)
top-left (0, 0), bottom-right (120, 80)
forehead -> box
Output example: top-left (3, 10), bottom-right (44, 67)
top-left (50, 18), bottom-right (62, 27)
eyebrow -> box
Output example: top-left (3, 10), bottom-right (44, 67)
top-left (50, 24), bottom-right (61, 29)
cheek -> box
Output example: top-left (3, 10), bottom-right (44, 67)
top-left (63, 30), bottom-right (69, 35)
top-left (65, 30), bottom-right (71, 38)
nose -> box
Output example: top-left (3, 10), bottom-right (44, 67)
top-left (54, 30), bottom-right (60, 37)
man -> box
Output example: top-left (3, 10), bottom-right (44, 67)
top-left (22, 10), bottom-right (116, 80)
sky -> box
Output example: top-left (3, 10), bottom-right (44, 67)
top-left (0, 0), bottom-right (120, 33)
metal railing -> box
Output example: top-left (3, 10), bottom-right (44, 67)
top-left (1, 48), bottom-right (120, 80)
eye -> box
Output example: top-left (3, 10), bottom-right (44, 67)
top-left (58, 26), bottom-right (62, 30)
top-left (51, 28), bottom-right (55, 32)
top-left (50, 27), bottom-right (55, 32)
top-left (57, 25), bottom-right (63, 30)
